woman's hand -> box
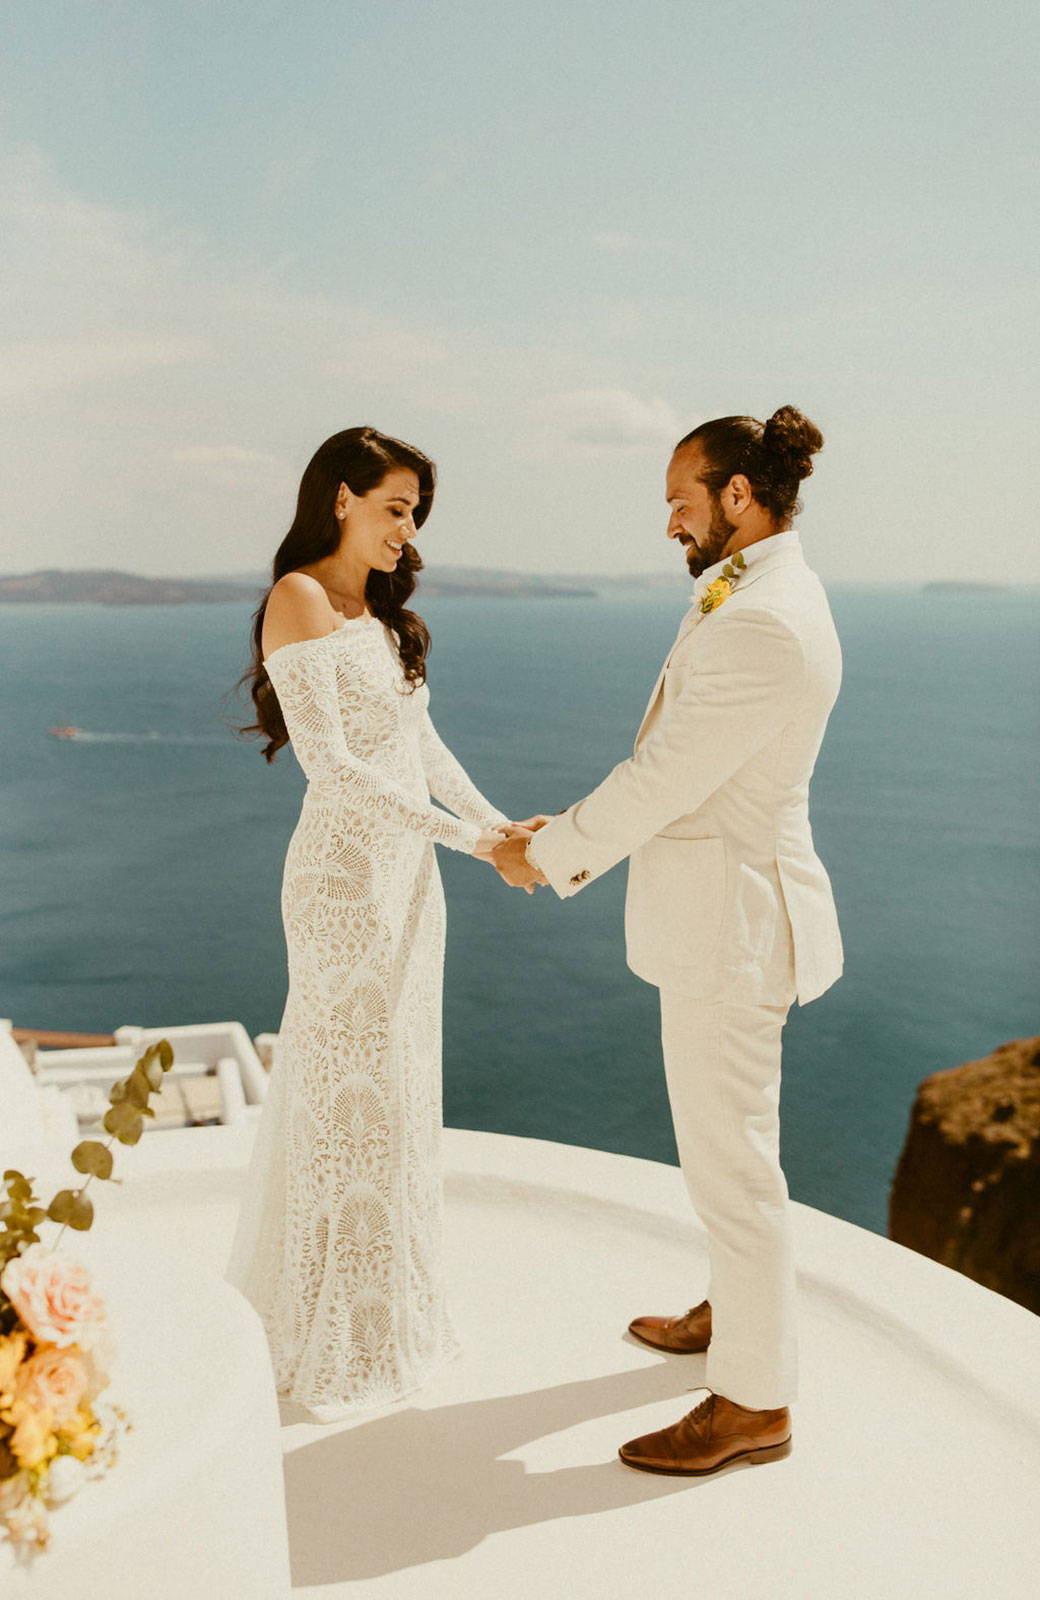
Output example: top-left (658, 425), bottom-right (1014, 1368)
top-left (513, 815), bottom-right (553, 832)
top-left (472, 826), bottom-right (514, 861)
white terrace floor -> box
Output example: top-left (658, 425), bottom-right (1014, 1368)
top-left (97, 1123), bottom-right (1040, 1600)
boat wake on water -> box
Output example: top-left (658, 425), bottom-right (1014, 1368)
top-left (47, 727), bottom-right (228, 744)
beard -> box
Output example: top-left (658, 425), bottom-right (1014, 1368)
top-left (682, 497), bottom-right (737, 578)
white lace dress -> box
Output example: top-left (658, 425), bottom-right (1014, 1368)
top-left (225, 613), bottom-right (508, 1419)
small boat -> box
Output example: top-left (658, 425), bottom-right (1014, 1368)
top-left (47, 726), bottom-right (81, 739)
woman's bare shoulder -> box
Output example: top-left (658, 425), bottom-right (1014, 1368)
top-left (263, 572), bottom-right (340, 659)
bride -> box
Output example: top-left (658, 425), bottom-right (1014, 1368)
top-left (226, 426), bottom-right (528, 1420)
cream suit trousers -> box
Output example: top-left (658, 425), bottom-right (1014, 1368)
top-left (659, 991), bottom-right (797, 1409)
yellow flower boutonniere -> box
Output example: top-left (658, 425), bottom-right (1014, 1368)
top-left (698, 550), bottom-right (747, 614)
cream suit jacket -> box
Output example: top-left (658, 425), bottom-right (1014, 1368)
top-left (529, 531), bottom-right (844, 1006)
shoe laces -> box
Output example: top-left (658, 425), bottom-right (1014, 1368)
top-left (687, 1390), bottom-right (715, 1428)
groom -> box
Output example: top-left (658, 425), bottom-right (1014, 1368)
top-left (493, 406), bottom-right (844, 1475)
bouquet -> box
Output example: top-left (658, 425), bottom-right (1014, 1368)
top-left (0, 1040), bottom-right (174, 1558)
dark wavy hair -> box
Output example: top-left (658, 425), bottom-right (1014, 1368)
top-left (240, 426), bottom-right (435, 762)
top-left (676, 405), bottom-right (824, 523)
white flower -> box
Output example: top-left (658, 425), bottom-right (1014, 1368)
top-left (82, 1398), bottom-right (128, 1480)
top-left (0, 1474), bottom-right (50, 1553)
top-left (43, 1453), bottom-right (86, 1506)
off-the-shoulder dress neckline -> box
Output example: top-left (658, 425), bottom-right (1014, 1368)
top-left (263, 611), bottom-right (384, 666)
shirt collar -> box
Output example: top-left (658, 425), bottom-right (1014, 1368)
top-left (691, 527), bottom-right (801, 601)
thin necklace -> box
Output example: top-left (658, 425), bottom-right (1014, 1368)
top-left (321, 580), bottom-right (371, 620)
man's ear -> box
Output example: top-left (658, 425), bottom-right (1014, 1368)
top-left (725, 473), bottom-right (753, 514)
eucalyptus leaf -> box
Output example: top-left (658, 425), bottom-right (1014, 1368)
top-left (125, 1070), bottom-right (152, 1110)
top-left (70, 1141), bottom-right (114, 1181)
top-left (156, 1040), bottom-right (174, 1072)
top-left (103, 1102), bottom-right (144, 1145)
top-left (108, 1080), bottom-right (128, 1104)
top-left (65, 1193), bottom-right (94, 1231)
top-left (48, 1190), bottom-right (75, 1224)
top-left (3, 1172), bottom-right (32, 1203)
top-left (142, 1057), bottom-right (164, 1092)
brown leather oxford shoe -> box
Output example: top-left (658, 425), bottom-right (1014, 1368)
top-left (618, 1390), bottom-right (792, 1476)
top-left (627, 1298), bottom-right (712, 1353)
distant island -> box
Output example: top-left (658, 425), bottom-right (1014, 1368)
top-left (0, 567), bottom-right (598, 604)
top-left (0, 569), bottom-right (257, 605)
top-left (3, 568), bottom-right (1027, 608)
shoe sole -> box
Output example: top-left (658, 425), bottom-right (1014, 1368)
top-left (627, 1325), bottom-right (711, 1354)
top-left (618, 1438), bottom-right (792, 1475)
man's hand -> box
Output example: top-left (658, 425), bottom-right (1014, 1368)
top-left (513, 814), bottom-right (553, 832)
top-left (490, 833), bottom-right (549, 894)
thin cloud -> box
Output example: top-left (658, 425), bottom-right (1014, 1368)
top-left (0, 140), bottom-right (461, 573)
top-left (0, 336), bottom-right (211, 399)
top-left (540, 387), bottom-right (683, 452)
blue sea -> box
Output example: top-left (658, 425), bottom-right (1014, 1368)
top-left (1, 588), bottom-right (1037, 1235)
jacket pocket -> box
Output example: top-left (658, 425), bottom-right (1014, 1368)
top-left (626, 835), bottom-right (728, 981)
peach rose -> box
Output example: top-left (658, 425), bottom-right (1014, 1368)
top-left (15, 1344), bottom-right (90, 1427)
top-left (0, 1244), bottom-right (107, 1350)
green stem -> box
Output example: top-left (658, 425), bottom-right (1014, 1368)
top-left (52, 1132), bottom-right (117, 1249)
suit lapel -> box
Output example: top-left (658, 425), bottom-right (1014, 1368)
top-left (631, 544), bottom-right (808, 752)
top-left (633, 605), bottom-right (704, 750)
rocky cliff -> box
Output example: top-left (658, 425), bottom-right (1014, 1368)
top-left (889, 1034), bottom-right (1040, 1313)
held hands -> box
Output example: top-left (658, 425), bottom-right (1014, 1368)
top-left (472, 816), bottom-right (552, 894)
top-left (493, 815), bottom-right (551, 894)
top-left (471, 821), bottom-right (532, 858)
top-left (491, 834), bottom-right (549, 893)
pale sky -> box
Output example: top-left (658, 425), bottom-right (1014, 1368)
top-left (2, 0), bottom-right (1037, 582)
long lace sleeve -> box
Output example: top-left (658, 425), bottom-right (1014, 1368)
top-left (265, 637), bottom-right (483, 854)
top-left (418, 710), bottom-right (510, 829)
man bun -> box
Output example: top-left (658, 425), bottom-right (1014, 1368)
top-left (675, 405), bottom-right (824, 523)
top-left (761, 406), bottom-right (824, 483)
